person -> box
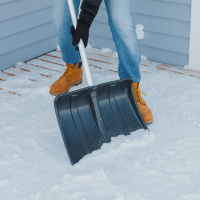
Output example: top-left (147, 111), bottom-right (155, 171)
top-left (50, 0), bottom-right (153, 124)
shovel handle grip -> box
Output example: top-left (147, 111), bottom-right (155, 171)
top-left (67, 0), bottom-right (94, 87)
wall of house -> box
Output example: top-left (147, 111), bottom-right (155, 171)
top-left (0, 0), bottom-right (57, 71)
top-left (90, 0), bottom-right (192, 67)
top-left (0, 0), bottom-right (192, 70)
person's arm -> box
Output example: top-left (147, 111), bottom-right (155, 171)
top-left (71, 0), bottom-right (103, 50)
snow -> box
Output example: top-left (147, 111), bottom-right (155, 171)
top-left (136, 24), bottom-right (145, 40)
top-left (141, 55), bottom-right (147, 60)
top-left (183, 65), bottom-right (190, 69)
top-left (1, 46), bottom-right (200, 200)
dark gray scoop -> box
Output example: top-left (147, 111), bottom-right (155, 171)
top-left (54, 79), bottom-right (148, 165)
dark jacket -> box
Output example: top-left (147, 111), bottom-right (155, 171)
top-left (71, 0), bottom-right (102, 49)
top-left (81, 0), bottom-right (103, 17)
top-left (79, 0), bottom-right (103, 26)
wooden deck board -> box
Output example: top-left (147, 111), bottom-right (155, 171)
top-left (1, 48), bottom-right (200, 97)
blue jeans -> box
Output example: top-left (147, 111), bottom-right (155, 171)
top-left (53, 0), bottom-right (141, 82)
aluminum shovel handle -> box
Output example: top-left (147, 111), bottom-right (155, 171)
top-left (67, 0), bottom-right (94, 86)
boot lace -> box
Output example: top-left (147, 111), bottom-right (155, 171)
top-left (62, 67), bottom-right (75, 78)
top-left (134, 88), bottom-right (146, 105)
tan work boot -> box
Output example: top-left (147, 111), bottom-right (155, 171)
top-left (133, 82), bottom-right (153, 125)
top-left (50, 62), bottom-right (83, 95)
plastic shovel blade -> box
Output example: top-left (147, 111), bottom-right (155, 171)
top-left (54, 79), bottom-right (148, 165)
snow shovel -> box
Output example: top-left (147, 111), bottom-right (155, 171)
top-left (54, 0), bottom-right (148, 165)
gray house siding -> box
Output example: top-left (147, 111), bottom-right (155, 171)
top-left (0, 0), bottom-right (57, 71)
top-left (90, 0), bottom-right (191, 67)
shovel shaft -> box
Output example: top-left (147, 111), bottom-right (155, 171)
top-left (67, 0), bottom-right (94, 87)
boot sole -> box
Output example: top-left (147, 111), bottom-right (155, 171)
top-left (49, 80), bottom-right (82, 96)
top-left (145, 118), bottom-right (154, 125)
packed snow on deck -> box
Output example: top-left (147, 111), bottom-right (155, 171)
top-left (0, 45), bottom-right (200, 200)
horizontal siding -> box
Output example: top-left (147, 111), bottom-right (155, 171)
top-left (0, 0), bottom-right (52, 22)
top-left (90, 35), bottom-right (189, 67)
top-left (91, 22), bottom-right (189, 55)
top-left (90, 0), bottom-right (191, 67)
top-left (0, 0), bottom-right (57, 71)
top-left (0, 36), bottom-right (57, 71)
top-left (0, 22), bottom-right (56, 55)
top-left (0, 0), bottom-right (15, 5)
top-left (0, 7), bottom-right (53, 39)
top-left (157, 0), bottom-right (191, 5)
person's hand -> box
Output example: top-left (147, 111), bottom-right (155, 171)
top-left (71, 19), bottom-right (90, 51)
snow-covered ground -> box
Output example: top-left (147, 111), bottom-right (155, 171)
top-left (0, 46), bottom-right (200, 200)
